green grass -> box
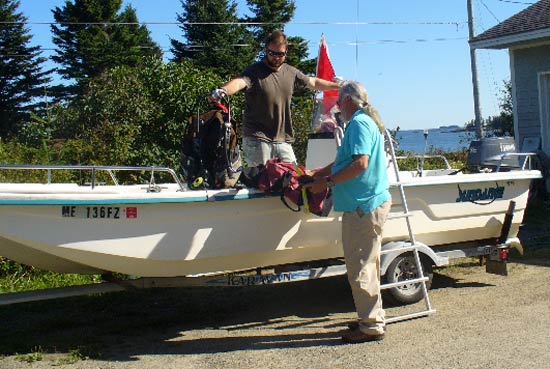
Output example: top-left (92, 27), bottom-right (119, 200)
top-left (54, 346), bottom-right (101, 365)
top-left (0, 257), bottom-right (101, 293)
top-left (15, 346), bottom-right (44, 363)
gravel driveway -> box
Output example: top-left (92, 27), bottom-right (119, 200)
top-left (1, 254), bottom-right (549, 369)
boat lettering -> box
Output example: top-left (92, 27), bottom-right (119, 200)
top-left (86, 206), bottom-right (120, 219)
top-left (456, 186), bottom-right (504, 203)
top-left (60, 206), bottom-right (137, 219)
top-left (227, 273), bottom-right (293, 286)
top-left (61, 205), bottom-right (76, 217)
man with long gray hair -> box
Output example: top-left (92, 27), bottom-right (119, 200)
top-left (304, 80), bottom-right (391, 343)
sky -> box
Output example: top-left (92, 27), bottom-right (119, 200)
top-left (16, 0), bottom-right (535, 130)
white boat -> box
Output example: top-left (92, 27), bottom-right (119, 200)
top-left (0, 136), bottom-right (542, 282)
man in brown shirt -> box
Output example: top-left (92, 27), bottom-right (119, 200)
top-left (211, 30), bottom-right (340, 167)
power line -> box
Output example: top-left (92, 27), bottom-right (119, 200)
top-left (1, 36), bottom-right (469, 55)
top-left (0, 20), bottom-right (467, 27)
top-left (479, 0), bottom-right (501, 23)
top-left (1, 36), bottom-right (469, 59)
top-left (494, 0), bottom-right (534, 4)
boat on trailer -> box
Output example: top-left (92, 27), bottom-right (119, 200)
top-left (0, 133), bottom-right (542, 303)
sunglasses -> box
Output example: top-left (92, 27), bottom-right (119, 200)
top-left (266, 49), bottom-right (287, 58)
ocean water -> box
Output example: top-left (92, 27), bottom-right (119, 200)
top-left (393, 128), bottom-right (475, 153)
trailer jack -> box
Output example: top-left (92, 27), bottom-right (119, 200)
top-left (485, 200), bottom-right (515, 276)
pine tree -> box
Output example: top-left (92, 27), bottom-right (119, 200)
top-left (498, 80), bottom-right (514, 136)
top-left (170, 0), bottom-right (255, 78)
top-left (0, 0), bottom-right (52, 137)
top-left (51, 0), bottom-right (161, 96)
top-left (244, 0), bottom-right (314, 74)
top-left (107, 6), bottom-right (162, 67)
top-left (245, 0), bottom-right (295, 47)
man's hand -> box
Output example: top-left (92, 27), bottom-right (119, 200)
top-left (333, 76), bottom-right (345, 85)
top-left (304, 169), bottom-right (316, 177)
top-left (302, 177), bottom-right (329, 194)
top-left (209, 88), bottom-right (227, 102)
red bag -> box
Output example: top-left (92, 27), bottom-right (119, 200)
top-left (257, 158), bottom-right (332, 217)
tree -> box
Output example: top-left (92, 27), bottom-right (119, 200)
top-left (497, 79), bottom-right (514, 136)
top-left (171, 0), bottom-right (315, 77)
top-left (171, 0), bottom-right (255, 78)
top-left (53, 57), bottom-right (229, 172)
top-left (244, 0), bottom-right (314, 73)
top-left (286, 35), bottom-right (315, 75)
top-left (244, 0), bottom-right (295, 47)
top-left (478, 80), bottom-right (514, 137)
top-left (51, 0), bottom-right (161, 96)
top-left (0, 0), bottom-right (52, 137)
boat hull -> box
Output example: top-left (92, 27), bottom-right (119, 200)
top-left (0, 170), bottom-right (540, 277)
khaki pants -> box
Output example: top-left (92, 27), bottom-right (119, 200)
top-left (342, 200), bottom-right (391, 335)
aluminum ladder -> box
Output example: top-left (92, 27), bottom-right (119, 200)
top-left (382, 128), bottom-right (436, 323)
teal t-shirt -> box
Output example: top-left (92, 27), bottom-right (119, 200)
top-left (331, 109), bottom-right (390, 213)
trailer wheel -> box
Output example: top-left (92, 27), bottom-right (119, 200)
top-left (383, 252), bottom-right (433, 305)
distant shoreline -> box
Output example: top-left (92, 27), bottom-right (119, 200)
top-left (395, 127), bottom-right (474, 153)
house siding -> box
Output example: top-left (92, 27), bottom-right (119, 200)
top-left (512, 45), bottom-right (550, 150)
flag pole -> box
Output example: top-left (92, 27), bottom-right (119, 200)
top-left (311, 34), bottom-right (325, 126)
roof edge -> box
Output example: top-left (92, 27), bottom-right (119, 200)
top-left (470, 28), bottom-right (550, 50)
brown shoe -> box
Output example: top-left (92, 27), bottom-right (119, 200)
top-left (342, 329), bottom-right (385, 344)
top-left (347, 320), bottom-right (359, 330)
top-left (347, 320), bottom-right (386, 333)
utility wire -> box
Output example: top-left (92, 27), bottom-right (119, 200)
top-left (475, 0), bottom-right (519, 113)
top-left (0, 20), bottom-right (467, 27)
top-left (479, 0), bottom-right (500, 23)
top-left (494, 0), bottom-right (534, 4)
top-left (2, 36), bottom-right (469, 58)
top-left (1, 36), bottom-right (469, 57)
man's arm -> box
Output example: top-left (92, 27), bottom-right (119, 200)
top-left (210, 77), bottom-right (247, 102)
top-left (222, 77), bottom-right (247, 95)
top-left (303, 155), bottom-right (369, 193)
top-left (305, 163), bottom-right (334, 178)
top-left (332, 155), bottom-right (369, 183)
top-left (307, 76), bottom-right (341, 91)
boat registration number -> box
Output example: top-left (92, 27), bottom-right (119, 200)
top-left (60, 206), bottom-right (138, 219)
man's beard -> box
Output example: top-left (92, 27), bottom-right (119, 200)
top-left (266, 57), bottom-right (283, 69)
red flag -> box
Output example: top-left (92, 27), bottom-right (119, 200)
top-left (316, 35), bottom-right (338, 114)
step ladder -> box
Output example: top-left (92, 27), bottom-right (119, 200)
top-left (381, 128), bottom-right (436, 324)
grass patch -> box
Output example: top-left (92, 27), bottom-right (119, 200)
top-left (55, 346), bottom-right (101, 365)
top-left (15, 346), bottom-right (44, 363)
top-left (0, 257), bottom-right (101, 293)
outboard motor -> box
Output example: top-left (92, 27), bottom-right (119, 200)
top-left (466, 136), bottom-right (520, 172)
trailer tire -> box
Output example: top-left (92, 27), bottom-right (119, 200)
top-left (383, 252), bottom-right (433, 305)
